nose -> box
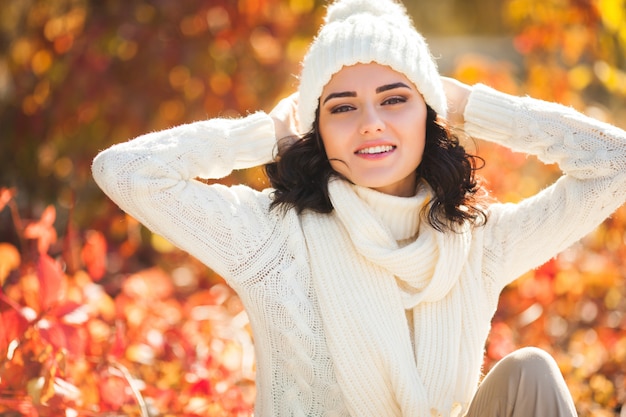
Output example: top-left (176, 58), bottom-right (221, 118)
top-left (359, 105), bottom-right (385, 135)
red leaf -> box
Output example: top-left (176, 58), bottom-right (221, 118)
top-left (0, 287), bottom-right (28, 315)
top-left (48, 301), bottom-right (83, 319)
top-left (188, 378), bottom-right (213, 396)
top-left (487, 322), bottom-right (516, 361)
top-left (0, 397), bottom-right (38, 417)
top-left (62, 215), bottom-right (82, 275)
top-left (37, 319), bottom-right (86, 356)
top-left (38, 320), bottom-right (68, 351)
top-left (99, 370), bottom-right (131, 410)
top-left (37, 254), bottom-right (65, 311)
top-left (81, 230), bottom-right (107, 281)
top-left (108, 322), bottom-right (127, 359)
top-left (65, 325), bottom-right (88, 357)
top-left (0, 308), bottom-right (29, 357)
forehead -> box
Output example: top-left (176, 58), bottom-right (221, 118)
top-left (322, 63), bottom-right (415, 93)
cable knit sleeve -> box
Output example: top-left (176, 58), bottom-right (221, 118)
top-left (464, 84), bottom-right (626, 292)
top-left (91, 112), bottom-right (278, 284)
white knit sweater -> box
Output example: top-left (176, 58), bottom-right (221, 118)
top-left (92, 85), bottom-right (626, 417)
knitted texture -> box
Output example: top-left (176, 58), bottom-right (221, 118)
top-left (302, 180), bottom-right (479, 416)
top-left (92, 85), bottom-right (626, 416)
top-left (297, 0), bottom-right (447, 132)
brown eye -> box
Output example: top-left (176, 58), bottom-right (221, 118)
top-left (382, 96), bottom-right (407, 106)
top-left (330, 104), bottom-right (355, 114)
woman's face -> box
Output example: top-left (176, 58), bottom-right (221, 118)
top-left (319, 63), bottom-right (428, 197)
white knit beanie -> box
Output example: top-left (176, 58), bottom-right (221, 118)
top-left (297, 0), bottom-right (447, 133)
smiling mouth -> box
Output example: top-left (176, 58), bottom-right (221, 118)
top-left (355, 145), bottom-right (396, 155)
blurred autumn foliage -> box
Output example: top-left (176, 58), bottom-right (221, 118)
top-left (1, 0), bottom-right (625, 416)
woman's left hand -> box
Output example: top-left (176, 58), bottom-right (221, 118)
top-left (441, 77), bottom-right (472, 127)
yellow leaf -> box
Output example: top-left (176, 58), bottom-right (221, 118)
top-left (289, 0), bottom-right (314, 14)
top-left (568, 65), bottom-right (593, 91)
top-left (31, 49), bottom-right (52, 75)
top-left (598, 0), bottom-right (626, 32)
top-left (0, 242), bottom-right (20, 285)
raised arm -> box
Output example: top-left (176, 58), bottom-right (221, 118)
top-left (452, 82), bottom-right (626, 290)
top-left (91, 112), bottom-right (277, 281)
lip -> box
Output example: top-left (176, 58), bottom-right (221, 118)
top-left (354, 141), bottom-right (397, 159)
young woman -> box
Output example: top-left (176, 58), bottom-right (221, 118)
top-left (92, 0), bottom-right (626, 415)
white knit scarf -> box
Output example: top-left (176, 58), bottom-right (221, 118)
top-left (302, 179), bottom-right (472, 416)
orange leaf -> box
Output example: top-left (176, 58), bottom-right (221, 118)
top-left (0, 187), bottom-right (16, 212)
top-left (122, 267), bottom-right (174, 301)
top-left (20, 273), bottom-right (42, 314)
top-left (24, 205), bottom-right (57, 254)
top-left (37, 254), bottom-right (65, 311)
top-left (0, 242), bottom-right (21, 285)
top-left (81, 230), bottom-right (107, 281)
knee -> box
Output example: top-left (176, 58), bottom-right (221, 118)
top-left (499, 347), bottom-right (561, 382)
top-left (508, 346), bottom-right (555, 365)
top-left (507, 346), bottom-right (554, 364)
top-left (478, 348), bottom-right (577, 416)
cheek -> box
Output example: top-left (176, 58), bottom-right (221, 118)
top-left (408, 112), bottom-right (428, 145)
top-left (319, 122), bottom-right (344, 157)
top-left (318, 117), bottom-right (331, 151)
top-left (321, 137), bottom-right (344, 163)
top-left (318, 126), bottom-right (331, 153)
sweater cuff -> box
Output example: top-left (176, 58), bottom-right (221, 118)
top-left (228, 111), bottom-right (277, 170)
top-left (464, 84), bottom-right (520, 146)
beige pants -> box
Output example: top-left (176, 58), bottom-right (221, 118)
top-left (466, 347), bottom-right (577, 417)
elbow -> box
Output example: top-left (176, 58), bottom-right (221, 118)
top-left (91, 147), bottom-right (120, 197)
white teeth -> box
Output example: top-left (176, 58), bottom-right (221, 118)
top-left (357, 145), bottom-right (394, 154)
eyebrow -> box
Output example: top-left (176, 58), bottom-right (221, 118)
top-left (322, 82), bottom-right (412, 104)
top-left (376, 82), bottom-right (411, 93)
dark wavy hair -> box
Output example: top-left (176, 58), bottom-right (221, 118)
top-left (264, 105), bottom-right (489, 232)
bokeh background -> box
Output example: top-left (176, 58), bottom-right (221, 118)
top-left (1, 0), bottom-right (625, 416)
